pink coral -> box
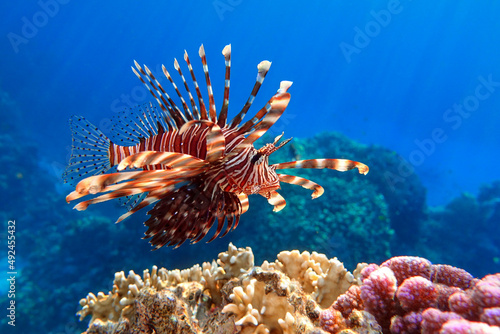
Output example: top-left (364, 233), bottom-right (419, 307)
top-left (481, 307), bottom-right (500, 327)
top-left (390, 312), bottom-right (422, 334)
top-left (474, 274), bottom-right (500, 309)
top-left (380, 256), bottom-right (432, 284)
top-left (421, 308), bottom-right (463, 333)
top-left (319, 308), bottom-right (346, 334)
top-left (397, 276), bottom-right (438, 312)
top-left (332, 285), bottom-right (363, 319)
top-left (440, 319), bottom-right (500, 333)
top-left (360, 263), bottom-right (380, 281)
top-left (321, 256), bottom-right (500, 334)
top-left (449, 290), bottom-right (481, 319)
top-left (430, 264), bottom-right (476, 289)
top-left (360, 266), bottom-right (397, 331)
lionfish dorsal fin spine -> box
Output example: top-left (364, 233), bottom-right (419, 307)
top-left (229, 60), bottom-right (272, 128)
top-left (171, 61), bottom-right (200, 120)
top-left (143, 64), bottom-right (188, 126)
top-left (218, 44), bottom-right (232, 127)
top-left (160, 63), bottom-right (194, 121)
top-left (199, 45), bottom-right (217, 123)
top-left (184, 49), bottom-right (208, 120)
top-left (132, 62), bottom-right (184, 128)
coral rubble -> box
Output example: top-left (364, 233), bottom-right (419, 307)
top-left (77, 244), bottom-right (500, 334)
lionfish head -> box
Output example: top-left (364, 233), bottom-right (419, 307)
top-left (239, 133), bottom-right (292, 195)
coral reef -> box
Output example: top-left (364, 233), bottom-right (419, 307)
top-left (78, 244), bottom-right (375, 334)
top-left (325, 255), bottom-right (500, 333)
top-left (76, 244), bottom-right (500, 334)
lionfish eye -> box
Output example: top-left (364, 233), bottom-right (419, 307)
top-left (251, 152), bottom-right (263, 164)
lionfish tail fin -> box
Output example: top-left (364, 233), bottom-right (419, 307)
top-left (63, 115), bottom-right (112, 185)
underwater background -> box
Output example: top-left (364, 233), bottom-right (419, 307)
top-left (1, 1), bottom-right (500, 333)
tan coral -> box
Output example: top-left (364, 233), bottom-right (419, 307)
top-left (222, 277), bottom-right (295, 333)
top-left (221, 269), bottom-right (322, 334)
top-left (216, 243), bottom-right (254, 280)
top-left (262, 250), bottom-right (356, 308)
top-left (77, 244), bottom-right (363, 334)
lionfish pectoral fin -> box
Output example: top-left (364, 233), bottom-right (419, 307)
top-left (205, 122), bottom-right (226, 162)
top-left (117, 151), bottom-right (208, 171)
top-left (115, 190), bottom-right (165, 223)
top-left (262, 190), bottom-right (286, 212)
top-left (67, 170), bottom-right (147, 202)
top-left (237, 193), bottom-right (249, 214)
top-left (278, 174), bottom-right (325, 199)
top-left (73, 179), bottom-right (189, 212)
top-left (63, 115), bottom-right (112, 186)
top-left (273, 158), bottom-right (369, 175)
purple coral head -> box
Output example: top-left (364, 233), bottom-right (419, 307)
top-left (390, 312), bottom-right (422, 334)
top-left (449, 291), bottom-right (477, 319)
top-left (360, 266), bottom-right (397, 331)
top-left (397, 276), bottom-right (438, 312)
top-left (430, 264), bottom-right (476, 289)
top-left (440, 318), bottom-right (500, 334)
top-left (319, 308), bottom-right (346, 333)
top-left (381, 256), bottom-right (432, 284)
top-left (481, 307), bottom-right (500, 327)
top-left (421, 308), bottom-right (463, 333)
top-left (360, 263), bottom-right (380, 281)
top-left (473, 274), bottom-right (500, 309)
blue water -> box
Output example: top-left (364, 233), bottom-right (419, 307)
top-left (2, 0), bottom-right (500, 206)
top-left (2, 1), bottom-right (500, 332)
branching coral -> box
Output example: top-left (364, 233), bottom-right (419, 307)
top-left (78, 244), bottom-right (364, 334)
top-left (261, 250), bottom-right (357, 308)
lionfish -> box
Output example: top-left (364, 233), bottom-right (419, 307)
top-left (64, 45), bottom-right (369, 249)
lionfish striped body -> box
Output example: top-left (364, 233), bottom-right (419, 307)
top-left (64, 45), bottom-right (369, 249)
